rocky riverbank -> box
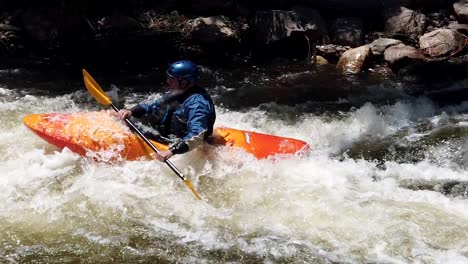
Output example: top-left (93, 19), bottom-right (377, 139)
top-left (1, 0), bottom-right (467, 101)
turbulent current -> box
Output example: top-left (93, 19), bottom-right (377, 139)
top-left (0, 65), bottom-right (467, 263)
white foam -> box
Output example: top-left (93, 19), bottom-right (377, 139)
top-left (1, 92), bottom-right (468, 262)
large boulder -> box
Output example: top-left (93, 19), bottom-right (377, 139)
top-left (454, 0), bottom-right (468, 23)
top-left (336, 45), bottom-right (373, 74)
top-left (419, 29), bottom-right (466, 57)
top-left (185, 16), bottom-right (238, 44)
top-left (330, 17), bottom-right (364, 47)
top-left (369, 38), bottom-right (402, 56)
top-left (253, 9), bottom-right (327, 45)
top-left (384, 7), bottom-right (428, 39)
top-left (384, 44), bottom-right (426, 65)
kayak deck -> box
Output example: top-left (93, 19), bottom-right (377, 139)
top-left (23, 112), bottom-right (309, 160)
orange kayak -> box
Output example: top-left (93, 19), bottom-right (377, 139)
top-left (23, 112), bottom-right (309, 160)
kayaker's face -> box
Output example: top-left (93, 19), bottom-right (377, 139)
top-left (166, 76), bottom-right (190, 92)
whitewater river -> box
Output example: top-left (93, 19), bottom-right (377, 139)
top-left (0, 64), bottom-right (468, 263)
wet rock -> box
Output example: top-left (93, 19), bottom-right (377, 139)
top-left (336, 45), bottom-right (372, 74)
top-left (185, 16), bottom-right (238, 44)
top-left (330, 17), bottom-right (364, 47)
top-left (310, 55), bottom-right (329, 65)
top-left (253, 9), bottom-right (327, 45)
top-left (384, 44), bottom-right (426, 66)
top-left (316, 44), bottom-right (351, 61)
top-left (384, 6), bottom-right (428, 39)
top-left (453, 0), bottom-right (468, 23)
top-left (369, 38), bottom-right (402, 56)
top-left (419, 29), bottom-right (466, 57)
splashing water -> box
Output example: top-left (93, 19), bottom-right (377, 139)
top-left (1, 68), bottom-right (468, 263)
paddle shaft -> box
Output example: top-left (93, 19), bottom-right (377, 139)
top-left (109, 103), bottom-right (186, 181)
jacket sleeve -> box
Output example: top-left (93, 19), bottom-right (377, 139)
top-left (131, 98), bottom-right (162, 118)
top-left (170, 95), bottom-right (212, 154)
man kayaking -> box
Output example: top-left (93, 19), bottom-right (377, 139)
top-left (116, 60), bottom-right (216, 161)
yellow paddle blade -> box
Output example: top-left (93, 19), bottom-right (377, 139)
top-left (82, 69), bottom-right (112, 106)
top-left (184, 179), bottom-right (202, 200)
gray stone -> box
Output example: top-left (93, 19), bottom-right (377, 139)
top-left (384, 44), bottom-right (426, 64)
top-left (385, 7), bottom-right (428, 38)
top-left (419, 29), bottom-right (466, 57)
top-left (369, 38), bottom-right (402, 56)
top-left (186, 16), bottom-right (238, 44)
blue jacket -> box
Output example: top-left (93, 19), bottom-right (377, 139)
top-left (131, 86), bottom-right (216, 154)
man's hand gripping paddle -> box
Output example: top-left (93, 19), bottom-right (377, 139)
top-left (82, 69), bottom-right (202, 200)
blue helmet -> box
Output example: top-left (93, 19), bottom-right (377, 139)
top-left (166, 60), bottom-right (199, 81)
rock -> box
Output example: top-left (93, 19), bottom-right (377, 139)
top-left (369, 38), bottom-right (402, 56)
top-left (384, 44), bottom-right (426, 65)
top-left (186, 16), bottom-right (238, 44)
top-left (292, 6), bottom-right (328, 42)
top-left (330, 17), bottom-right (364, 47)
top-left (336, 45), bottom-right (372, 74)
top-left (420, 29), bottom-right (466, 57)
top-left (368, 64), bottom-right (396, 80)
top-left (254, 10), bottom-right (301, 44)
top-left (453, 0), bottom-right (468, 23)
top-left (448, 23), bottom-right (468, 35)
top-left (254, 9), bottom-right (327, 45)
top-left (384, 6), bottom-right (428, 39)
top-left (310, 55), bottom-right (329, 65)
top-left (316, 44), bottom-right (351, 61)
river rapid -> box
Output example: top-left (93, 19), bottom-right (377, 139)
top-left (0, 63), bottom-right (468, 263)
